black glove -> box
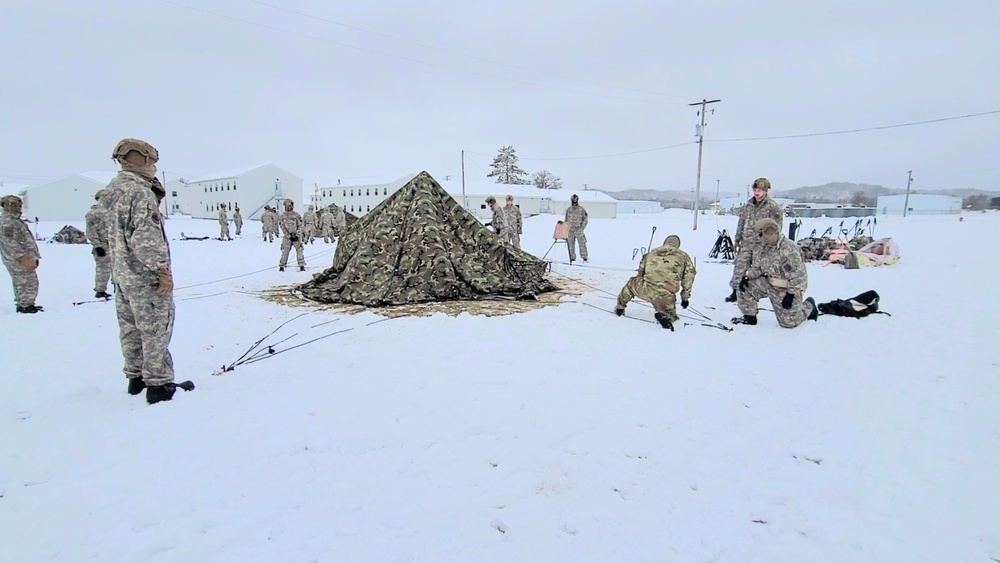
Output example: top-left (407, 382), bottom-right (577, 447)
top-left (739, 276), bottom-right (749, 292)
top-left (781, 292), bottom-right (794, 309)
top-left (289, 235), bottom-right (299, 242)
top-left (484, 222), bottom-right (491, 227)
top-left (94, 247), bottom-right (106, 257)
top-left (681, 299), bottom-right (689, 309)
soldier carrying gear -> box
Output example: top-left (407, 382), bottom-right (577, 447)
top-left (502, 195), bottom-right (523, 249)
top-left (726, 177), bottom-right (784, 302)
top-left (0, 195), bottom-right (43, 313)
top-left (615, 234), bottom-right (696, 330)
top-left (85, 189), bottom-right (112, 298)
top-left (218, 205), bottom-right (231, 241)
top-left (732, 218), bottom-right (818, 328)
top-left (278, 199), bottom-right (306, 271)
top-left (565, 194), bottom-right (589, 262)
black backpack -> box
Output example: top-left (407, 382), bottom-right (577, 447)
top-left (816, 290), bottom-right (888, 318)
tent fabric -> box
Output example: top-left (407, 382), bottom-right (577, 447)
top-left (51, 225), bottom-right (88, 244)
top-left (828, 237), bottom-right (900, 267)
top-left (298, 171), bottom-right (555, 306)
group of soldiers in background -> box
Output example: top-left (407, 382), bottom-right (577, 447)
top-left (485, 195), bottom-right (524, 250)
top-left (303, 204), bottom-right (346, 244)
top-left (216, 205), bottom-right (243, 241)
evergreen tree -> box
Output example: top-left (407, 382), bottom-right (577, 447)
top-left (487, 146), bottom-right (529, 184)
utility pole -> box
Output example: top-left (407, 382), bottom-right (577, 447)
top-left (903, 170), bottom-right (913, 217)
top-left (715, 179), bottom-right (720, 214)
top-left (461, 150), bottom-right (466, 210)
top-left (161, 170), bottom-right (169, 218)
top-left (689, 98), bottom-right (721, 230)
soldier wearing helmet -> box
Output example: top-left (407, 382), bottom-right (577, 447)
top-left (0, 194), bottom-right (43, 313)
top-left (104, 137), bottom-right (184, 404)
top-left (303, 204), bottom-right (317, 244)
top-left (726, 177), bottom-right (784, 302)
top-left (485, 196), bottom-right (506, 236)
top-left (564, 194), bottom-right (589, 262)
top-left (85, 188), bottom-right (112, 298)
top-left (278, 199), bottom-right (306, 271)
top-left (732, 217), bottom-right (817, 328)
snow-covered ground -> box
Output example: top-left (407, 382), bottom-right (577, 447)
top-left (2, 209), bottom-right (998, 562)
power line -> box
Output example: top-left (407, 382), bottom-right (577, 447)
top-left (239, 0), bottom-right (677, 100)
top-left (708, 109), bottom-right (1000, 142)
top-left (155, 0), bottom-right (663, 104)
top-left (468, 141), bottom-right (695, 162)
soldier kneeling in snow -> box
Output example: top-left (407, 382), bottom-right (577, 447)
top-left (732, 218), bottom-right (818, 328)
top-left (615, 234), bottom-right (696, 331)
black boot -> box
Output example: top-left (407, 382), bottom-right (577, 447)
top-left (724, 289), bottom-right (737, 303)
top-left (279, 266), bottom-right (285, 272)
top-left (731, 314), bottom-right (757, 325)
top-left (614, 306), bottom-right (624, 317)
top-left (95, 291), bottom-right (112, 299)
top-left (654, 312), bottom-right (675, 331)
top-left (806, 297), bottom-right (818, 321)
top-left (127, 377), bottom-right (146, 396)
top-left (299, 266), bottom-right (305, 272)
top-left (16, 305), bottom-right (43, 314)
top-left (146, 383), bottom-right (177, 405)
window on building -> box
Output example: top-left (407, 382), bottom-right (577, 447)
top-left (480, 204), bottom-right (487, 209)
top-left (205, 205), bottom-right (209, 212)
top-left (234, 182), bottom-right (237, 190)
top-left (350, 190), bottom-right (353, 196)
top-left (172, 191), bottom-right (177, 197)
top-left (366, 205), bottom-right (370, 212)
top-left (350, 206), bottom-right (354, 213)
top-left (204, 187), bottom-right (207, 193)
top-left (343, 189), bottom-right (346, 197)
top-left (383, 187), bottom-right (387, 195)
top-left (366, 189), bottom-right (370, 196)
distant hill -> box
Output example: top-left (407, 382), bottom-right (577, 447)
top-left (603, 183), bottom-right (1000, 206)
top-left (772, 183), bottom-right (897, 201)
top-left (602, 189), bottom-right (742, 202)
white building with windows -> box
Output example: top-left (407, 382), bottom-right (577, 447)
top-left (550, 190), bottom-right (618, 219)
top-left (310, 173), bottom-right (418, 216)
top-left (19, 171), bottom-right (118, 221)
top-left (448, 183), bottom-right (551, 221)
top-left (182, 164), bottom-right (303, 220)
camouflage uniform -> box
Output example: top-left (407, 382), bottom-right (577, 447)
top-left (278, 204), bottom-right (306, 270)
top-left (105, 145), bottom-right (176, 388)
top-left (85, 192), bottom-right (112, 296)
top-left (730, 179), bottom-right (784, 290)
top-left (218, 207), bottom-right (231, 240)
top-left (502, 201), bottom-right (523, 249)
top-left (616, 235), bottom-right (695, 324)
top-left (0, 196), bottom-right (41, 311)
top-left (334, 206), bottom-right (346, 236)
top-left (320, 209), bottom-right (335, 243)
top-left (736, 218), bottom-right (816, 328)
top-left (487, 199), bottom-right (506, 236)
top-left (233, 207), bottom-right (243, 235)
top-left (303, 206), bottom-right (317, 243)
top-left (564, 198), bottom-right (589, 262)
top-left (262, 207), bottom-right (277, 242)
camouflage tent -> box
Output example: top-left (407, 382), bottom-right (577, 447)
top-left (298, 171), bottom-right (555, 306)
top-left (51, 225), bottom-right (88, 244)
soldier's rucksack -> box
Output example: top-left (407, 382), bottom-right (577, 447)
top-left (816, 290), bottom-right (887, 318)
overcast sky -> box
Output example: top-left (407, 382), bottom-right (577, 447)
top-left (1, 0), bottom-right (998, 195)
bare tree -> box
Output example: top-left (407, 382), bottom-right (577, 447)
top-left (487, 146), bottom-right (529, 184)
top-left (531, 170), bottom-right (562, 190)
top-left (850, 191), bottom-right (876, 207)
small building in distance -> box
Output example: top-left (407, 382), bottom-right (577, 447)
top-left (876, 194), bottom-right (961, 215)
top-left (182, 164), bottom-right (303, 220)
top-left (20, 171), bottom-right (118, 221)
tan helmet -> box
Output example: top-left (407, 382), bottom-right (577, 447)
top-left (1, 194), bottom-right (22, 209)
top-left (112, 138), bottom-right (159, 162)
top-left (752, 177), bottom-right (771, 191)
top-left (755, 218), bottom-right (779, 234)
top-left (485, 196), bottom-right (497, 205)
top-left (283, 199), bottom-right (294, 210)
top-left (663, 234), bottom-right (681, 248)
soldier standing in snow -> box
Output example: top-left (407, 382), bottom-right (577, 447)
top-left (85, 189), bottom-right (112, 298)
top-left (303, 204), bottom-right (317, 244)
top-left (485, 196), bottom-right (506, 236)
top-left (0, 195), bottom-right (42, 314)
top-left (732, 218), bottom-right (817, 328)
top-left (502, 195), bottom-right (523, 249)
top-left (334, 205), bottom-right (346, 236)
top-left (262, 206), bottom-right (276, 242)
top-left (565, 194), bottom-right (589, 262)
top-left (727, 177), bottom-right (784, 302)
top-left (278, 199), bottom-right (306, 272)
top-left (218, 205), bottom-right (231, 241)
top-left (233, 205), bottom-right (243, 236)
top-left (615, 234), bottom-right (695, 330)
top-left (105, 138), bottom-right (182, 404)
top-left (320, 207), bottom-right (336, 243)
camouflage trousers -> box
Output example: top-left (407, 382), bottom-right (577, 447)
top-left (322, 226), bottom-right (334, 243)
top-left (567, 230), bottom-right (588, 261)
top-left (114, 281), bottom-right (175, 385)
top-left (303, 224), bottom-right (315, 243)
top-left (234, 220), bottom-right (242, 235)
top-left (280, 236), bottom-right (305, 268)
top-left (2, 257), bottom-right (38, 307)
top-left (503, 228), bottom-right (521, 250)
top-left (729, 244), bottom-right (757, 288)
top-left (220, 222), bottom-right (230, 240)
top-left (616, 275), bottom-right (678, 322)
top-left (263, 225), bottom-right (275, 242)
top-left (737, 276), bottom-right (813, 328)
top-left (93, 252), bottom-right (112, 293)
